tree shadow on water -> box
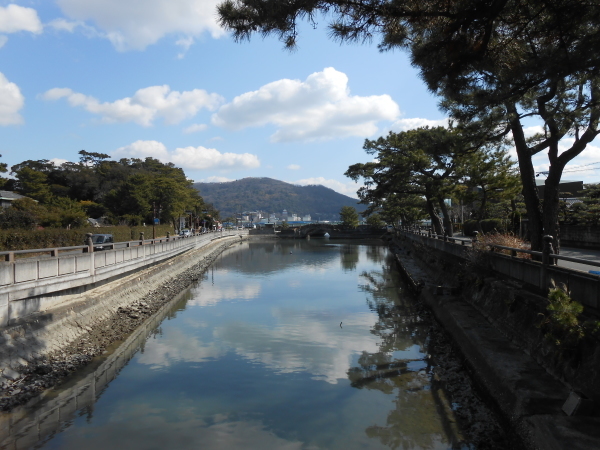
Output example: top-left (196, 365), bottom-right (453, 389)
top-left (350, 267), bottom-right (467, 450)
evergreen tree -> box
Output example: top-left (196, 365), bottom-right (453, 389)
top-left (340, 205), bottom-right (359, 228)
top-left (346, 127), bottom-right (472, 236)
top-left (218, 0), bottom-right (600, 250)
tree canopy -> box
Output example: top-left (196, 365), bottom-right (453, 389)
top-left (347, 127), bottom-right (475, 236)
top-left (218, 0), bottom-right (600, 250)
top-left (346, 126), bottom-right (521, 234)
top-left (3, 155), bottom-right (210, 229)
top-left (340, 205), bottom-right (359, 228)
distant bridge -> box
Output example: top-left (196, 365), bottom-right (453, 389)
top-left (297, 223), bottom-right (338, 238)
top-left (286, 224), bottom-right (386, 239)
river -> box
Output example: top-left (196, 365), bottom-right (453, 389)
top-left (2, 239), bottom-right (475, 449)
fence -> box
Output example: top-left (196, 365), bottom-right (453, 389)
top-left (400, 227), bottom-right (600, 312)
top-left (0, 229), bottom-right (247, 326)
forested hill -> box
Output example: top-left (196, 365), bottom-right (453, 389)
top-left (193, 177), bottom-right (363, 220)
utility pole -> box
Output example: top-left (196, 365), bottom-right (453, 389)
top-left (152, 202), bottom-right (156, 239)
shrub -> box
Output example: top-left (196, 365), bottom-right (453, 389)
top-left (538, 280), bottom-right (594, 348)
top-left (463, 219), bottom-right (507, 236)
top-left (0, 224), bottom-right (176, 251)
top-left (473, 233), bottom-right (532, 259)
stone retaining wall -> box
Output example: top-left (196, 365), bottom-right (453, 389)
top-left (401, 231), bottom-right (600, 312)
top-left (561, 224), bottom-right (600, 250)
top-left (391, 236), bottom-right (600, 449)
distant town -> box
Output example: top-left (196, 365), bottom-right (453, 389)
top-left (236, 209), bottom-right (336, 228)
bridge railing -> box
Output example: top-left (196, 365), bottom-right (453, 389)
top-left (399, 227), bottom-right (600, 312)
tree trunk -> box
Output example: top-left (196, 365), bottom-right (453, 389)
top-left (507, 102), bottom-right (544, 251)
top-left (477, 189), bottom-right (487, 222)
top-left (437, 197), bottom-right (453, 236)
top-left (426, 197), bottom-right (443, 235)
top-left (542, 162), bottom-right (566, 254)
top-left (510, 199), bottom-right (520, 235)
top-left (476, 188), bottom-right (488, 234)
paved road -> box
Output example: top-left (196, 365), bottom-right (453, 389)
top-left (556, 246), bottom-right (600, 274)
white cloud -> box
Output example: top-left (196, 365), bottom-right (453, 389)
top-left (523, 125), bottom-right (545, 137)
top-left (176, 36), bottom-right (194, 59)
top-left (189, 283), bottom-right (261, 307)
top-left (0, 72), bottom-right (24, 125)
top-left (0, 4), bottom-right (42, 34)
top-left (390, 117), bottom-right (448, 131)
top-left (294, 177), bottom-right (362, 199)
top-left (47, 18), bottom-right (80, 33)
top-left (216, 309), bottom-right (380, 384)
top-left (170, 146), bottom-right (260, 170)
top-left (197, 176), bottom-right (234, 183)
top-left (49, 158), bottom-right (69, 166)
top-left (212, 67), bottom-right (400, 142)
top-left (112, 140), bottom-right (260, 171)
top-left (287, 164), bottom-right (300, 170)
top-left (42, 85), bottom-right (223, 126)
top-left (56, 0), bottom-right (225, 51)
top-left (504, 131), bottom-right (600, 184)
top-left (137, 327), bottom-right (225, 368)
top-left (0, 35), bottom-right (7, 48)
top-left (112, 140), bottom-right (169, 160)
top-left (532, 138), bottom-right (600, 184)
top-left (183, 123), bottom-right (208, 134)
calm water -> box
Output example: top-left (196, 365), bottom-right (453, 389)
top-left (3, 239), bottom-right (467, 449)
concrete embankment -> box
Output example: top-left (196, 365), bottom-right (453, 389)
top-left (0, 282), bottom-right (196, 448)
top-left (0, 234), bottom-right (249, 410)
top-left (390, 236), bottom-right (600, 450)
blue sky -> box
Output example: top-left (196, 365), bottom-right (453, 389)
top-left (0, 1), bottom-right (598, 199)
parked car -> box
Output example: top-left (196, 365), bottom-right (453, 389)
top-left (91, 234), bottom-right (114, 251)
top-left (179, 229), bottom-right (191, 237)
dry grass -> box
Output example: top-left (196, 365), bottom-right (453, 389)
top-left (473, 233), bottom-right (532, 259)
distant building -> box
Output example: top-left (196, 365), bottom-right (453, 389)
top-left (0, 191), bottom-right (30, 208)
top-left (242, 211), bottom-right (262, 222)
top-left (282, 209), bottom-right (288, 222)
top-left (536, 179), bottom-right (584, 200)
top-left (302, 215), bottom-right (311, 222)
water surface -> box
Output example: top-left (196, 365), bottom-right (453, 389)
top-left (5, 239), bottom-right (467, 449)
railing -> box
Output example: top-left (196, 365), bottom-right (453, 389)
top-left (0, 229), bottom-right (247, 326)
top-left (399, 226), bottom-right (600, 311)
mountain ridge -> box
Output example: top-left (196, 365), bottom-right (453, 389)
top-left (193, 177), bottom-right (363, 220)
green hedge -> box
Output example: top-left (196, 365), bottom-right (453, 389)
top-left (0, 224), bottom-right (175, 251)
top-left (462, 219), bottom-right (507, 236)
